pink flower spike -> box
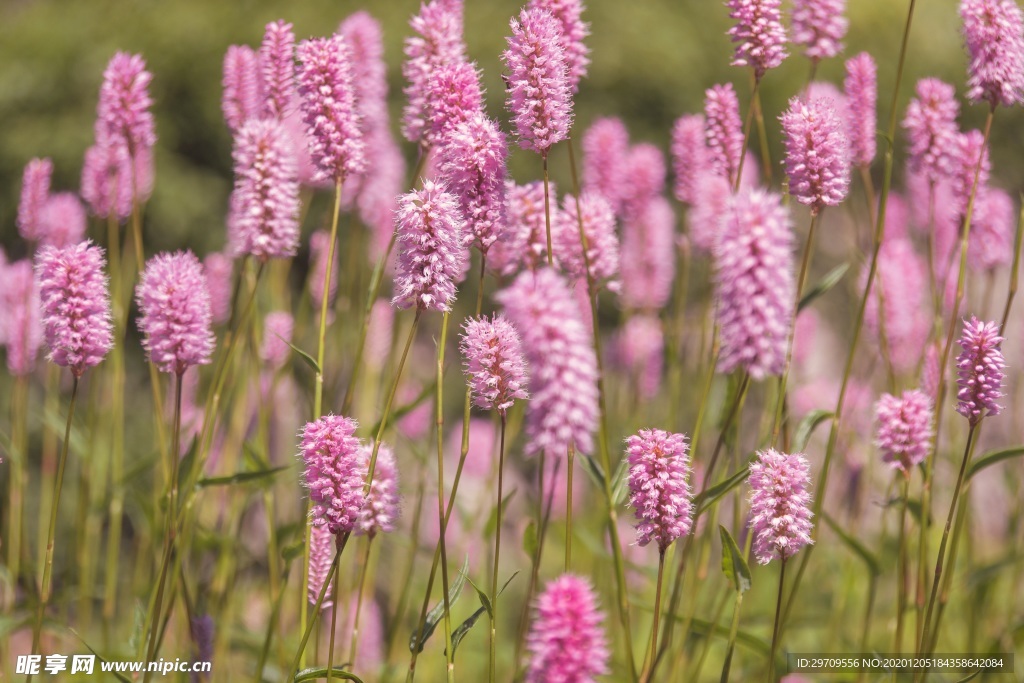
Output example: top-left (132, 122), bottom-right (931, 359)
top-left (687, 171), bottom-right (732, 253)
top-left (715, 189), bottom-right (794, 380)
top-left (791, 0), bottom-right (848, 61)
top-left (260, 20), bottom-right (296, 120)
top-left (969, 187), bottom-right (1015, 271)
top-left (297, 35), bottom-right (365, 184)
top-left (953, 129), bottom-right (991, 221)
top-left (581, 117), bottom-right (630, 215)
top-left (620, 196), bottom-right (676, 311)
top-left (616, 314), bottom-right (664, 400)
top-left (299, 414), bottom-right (367, 536)
top-left (202, 252), bottom-right (233, 325)
top-left (308, 230), bottom-right (340, 313)
top-left (401, 0), bottom-right (467, 145)
top-left (620, 143), bottom-right (667, 223)
top-left (38, 193), bottom-right (87, 248)
top-left (424, 60), bottom-right (484, 148)
top-left (35, 240), bottom-right (114, 377)
top-left (261, 311), bottom-right (293, 372)
top-left (955, 317), bottom-right (1005, 425)
top-left (96, 52), bottom-right (156, 153)
top-left (391, 180), bottom-right (468, 312)
top-left (136, 251), bottom-right (216, 375)
top-left (704, 83), bottom-right (744, 186)
top-left (356, 442), bottom-right (401, 537)
top-left (726, 0), bottom-right (789, 78)
top-left (903, 79), bottom-right (960, 183)
top-left (626, 428), bottom-right (693, 551)
top-left (525, 574), bottom-right (610, 683)
top-left (502, 7), bottom-right (574, 155)
top-left (845, 52), bottom-right (877, 168)
top-left (489, 180), bottom-right (557, 276)
top-left (748, 448), bottom-right (815, 564)
top-left (671, 114), bottom-right (709, 205)
top-left (526, 0), bottom-right (591, 91)
top-left (460, 314), bottom-right (529, 414)
top-left (960, 0), bottom-right (1024, 108)
top-left (780, 95), bottom-right (851, 212)
top-left (307, 523), bottom-right (336, 608)
top-left (80, 139), bottom-right (133, 220)
top-left (875, 390), bottom-right (933, 473)
top-left (222, 45), bottom-right (262, 133)
top-left (17, 157), bottom-right (53, 242)
top-left (555, 191), bottom-right (620, 288)
top-left (2, 260), bottom-right (43, 377)
top-left (863, 238), bottom-right (930, 375)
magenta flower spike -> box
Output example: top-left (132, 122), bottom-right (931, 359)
top-left (341, 11), bottom-right (390, 127)
top-left (202, 252), bottom-right (233, 325)
top-left (687, 171), bottom-right (732, 253)
top-left (259, 20), bottom-right (296, 120)
top-left (581, 117), bottom-right (629, 215)
top-left (460, 314), bottom-right (529, 415)
top-left (308, 230), bottom-right (340, 312)
top-left (960, 0), bottom-right (1024, 108)
top-left (671, 114), bottom-right (709, 206)
top-left (35, 241), bottom-right (114, 378)
top-left (438, 112), bottom-right (509, 254)
top-left (502, 7), bottom-right (574, 155)
top-left (80, 139), bottom-right (133, 220)
top-left (17, 157), bottom-right (53, 243)
top-left (424, 60), bottom-right (484, 147)
top-left (903, 79), bottom-right (960, 183)
top-left (620, 143), bottom-right (667, 223)
top-left (525, 574), bottom-right (610, 683)
top-left (726, 0), bottom-right (789, 79)
top-left (626, 429), bottom-right (693, 551)
top-left (227, 118), bottom-right (300, 261)
top-left (875, 390), bottom-right (933, 473)
top-left (955, 317), bottom-right (1005, 425)
top-left (704, 83), bottom-right (744, 186)
top-left (715, 189), bottom-right (794, 380)
top-left (307, 522), bottom-right (336, 608)
top-left (2, 260), bottom-right (42, 377)
top-left (620, 196), bottom-right (676, 311)
top-left (526, 0), bottom-right (591, 91)
top-left (261, 311), bottom-right (293, 373)
top-left (497, 268), bottom-right (599, 457)
top-left (136, 251), bottom-right (216, 376)
top-left (356, 443), bottom-right (401, 537)
top-left (300, 414), bottom-right (368, 536)
top-left (222, 45), bottom-right (263, 133)
top-left (555, 191), bottom-right (620, 288)
top-left (844, 52), bottom-right (877, 168)
top-left (392, 179), bottom-right (468, 312)
top-left (863, 238), bottom-right (930, 375)
top-left (489, 180), bottom-right (557, 276)
top-left (780, 95), bottom-right (851, 213)
top-left (96, 52), bottom-right (156, 156)
top-left (402, 0), bottom-right (467, 145)
top-left (953, 129), bottom-right (991, 221)
top-left (616, 314), bottom-right (664, 400)
top-left (38, 193), bottom-right (87, 248)
top-left (296, 35), bottom-right (365, 184)
top-left (969, 187), bottom-right (1015, 271)
top-left (791, 0), bottom-right (848, 61)
top-left (748, 448), bottom-right (815, 564)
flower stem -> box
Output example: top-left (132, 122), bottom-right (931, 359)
top-left (314, 178), bottom-right (344, 421)
top-left (565, 441), bottom-right (575, 572)
top-left (998, 201), bottom-right (1023, 333)
top-left (489, 414), bottom-right (508, 683)
top-left (435, 311), bottom-right (456, 683)
top-left (326, 544), bottom-right (343, 683)
top-left (286, 536), bottom-right (345, 683)
top-left (895, 473), bottom-right (910, 653)
top-left (648, 549), bottom-right (667, 678)
top-left (543, 151), bottom-right (553, 266)
top-left (719, 590), bottom-right (744, 683)
top-left (736, 76), bottom-right (761, 192)
top-left (767, 557), bottom-right (787, 682)
top-left (349, 536), bottom-right (375, 669)
top-left (752, 83), bottom-right (774, 185)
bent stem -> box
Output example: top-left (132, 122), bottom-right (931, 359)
top-left (647, 549), bottom-right (667, 681)
top-left (767, 557), bottom-right (787, 682)
top-left (489, 414), bottom-right (508, 683)
top-left (326, 545), bottom-right (343, 683)
top-left (348, 536), bottom-right (375, 670)
top-left (286, 537), bottom-right (345, 683)
top-left (736, 76), bottom-right (762, 192)
top-left (435, 311), bottom-right (456, 683)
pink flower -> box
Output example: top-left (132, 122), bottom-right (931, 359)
top-left (489, 180), bottom-right (558, 276)
top-left (748, 448), bottom-right (815, 564)
top-left (357, 134), bottom-right (406, 260)
top-left (202, 252), bottom-right (233, 325)
top-left (1, 260), bottom-right (42, 376)
top-left (259, 20), bottom-right (296, 120)
top-left (620, 143), bottom-right (667, 224)
top-left (903, 79), bottom-right (960, 183)
top-left (227, 119), bottom-right (300, 261)
top-left (497, 268), bottom-right (599, 457)
top-left (726, 0), bottom-right (789, 78)
top-left (555, 192), bottom-right (620, 288)
top-left (620, 196), bottom-right (676, 311)
top-left (781, 96), bottom-right (851, 212)
top-left (401, 0), bottom-right (467, 145)
top-left (953, 129), bottom-right (991, 221)
top-left (392, 180), bottom-right (468, 312)
top-left (502, 7), bottom-right (574, 154)
top-left (703, 84), bottom-right (744, 187)
top-left (969, 187), bottom-right (1015, 271)
top-left (526, 0), bottom-right (591, 91)
top-left (581, 117), bottom-right (629, 215)
top-left (297, 35), bottom-right (365, 184)
top-left (299, 414), bottom-right (367, 536)
top-left (616, 314), bottom-right (664, 400)
top-left (791, 0), bottom-right (848, 61)
top-left (365, 299), bottom-right (394, 370)
top-left (35, 241), bottom-right (114, 377)
top-left (80, 138), bottom-right (134, 220)
top-left (955, 317), bottom-right (1005, 425)
top-left (341, 12), bottom-right (390, 128)
top-left (261, 311), bottom-right (293, 372)
top-left (715, 189), bottom-right (794, 380)
top-left (863, 238), bottom-right (930, 375)
top-left (356, 442), bottom-right (401, 537)
top-left (308, 230), bottom-right (339, 313)
top-left (136, 251), bottom-right (216, 375)
top-left (437, 112), bottom-right (509, 253)
top-left (38, 193), bottom-right (87, 248)
top-left (875, 390), bottom-right (933, 473)
top-left (525, 574), bottom-right (610, 683)
top-left (17, 157), bottom-right (52, 242)
top-left (687, 172), bottom-right (732, 253)
top-left (671, 114), bottom-right (709, 205)
top-left (307, 523), bottom-right (336, 608)
top-left (222, 45), bottom-right (262, 132)
top-left (960, 0), bottom-right (1024, 107)
top-left (424, 60), bottom-right (484, 147)
top-left (96, 52), bottom-right (157, 153)
top-left (626, 429), bottom-right (692, 551)
top-left (460, 314), bottom-right (529, 414)
top-left (844, 52), bottom-right (877, 167)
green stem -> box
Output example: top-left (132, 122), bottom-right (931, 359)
top-left (542, 152), bottom-right (553, 266)
top-left (7, 377), bottom-right (28, 605)
top-left (435, 311), bottom-right (456, 683)
top-left (895, 473), bottom-right (910, 653)
top-left (286, 537), bottom-right (346, 683)
top-left (349, 537), bottom-right (375, 669)
top-left (735, 76), bottom-right (761, 193)
top-left (314, 178), bottom-right (344, 420)
top-left (489, 414), bottom-right (508, 683)
top-left (565, 442), bottom-right (575, 572)
top-left (999, 200), bottom-right (1023, 333)
top-left (752, 83), bottom-right (773, 185)
top-left (766, 557), bottom-right (787, 683)
top-left (326, 546), bottom-right (343, 683)
top-left (648, 549), bottom-right (666, 680)
top-left (720, 591), bottom-right (744, 683)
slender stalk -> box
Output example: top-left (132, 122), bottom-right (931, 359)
top-left (542, 151), bottom-right (553, 266)
top-left (434, 311), bottom-right (456, 683)
top-left (327, 547), bottom-right (343, 683)
top-left (285, 536), bottom-right (346, 683)
top-left (565, 442), bottom-right (575, 571)
top-left (767, 557), bottom-right (787, 682)
top-left (719, 591), bottom-right (745, 683)
top-left (895, 473), bottom-right (910, 653)
top-left (999, 199), bottom-right (1024, 333)
top-left (7, 377), bottom-right (28, 597)
top-left (752, 85), bottom-right (774, 185)
top-left (736, 77), bottom-right (761, 193)
top-left (386, 471), bottom-right (426, 659)
top-left (314, 178), bottom-right (344, 420)
top-left (648, 549), bottom-right (667, 679)
top-left (489, 414), bottom-right (508, 683)
top-left (349, 537), bottom-right (375, 669)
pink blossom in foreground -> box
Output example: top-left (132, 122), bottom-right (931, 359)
top-left (844, 52), bottom-right (877, 167)
top-left (616, 314), bottom-right (664, 400)
top-left (780, 96), bottom-right (851, 212)
top-left (96, 52), bottom-right (157, 153)
top-left (955, 317), bottom-right (1005, 425)
top-left (260, 311), bottom-right (293, 373)
top-left (391, 180), bottom-right (468, 312)
top-left (136, 251), bottom-right (216, 375)
top-left (38, 193), bottom-right (87, 248)
top-left (875, 390), bottom-right (933, 473)
top-left (726, 0), bottom-right (789, 78)
top-left (527, 0), bottom-right (590, 91)
top-left (502, 7), bottom-right (573, 154)
top-left (748, 448), bottom-right (815, 564)
top-left (202, 252), bottom-right (233, 325)
top-left (300, 414), bottom-right (367, 536)
top-left (260, 20), bottom-right (296, 120)
top-left (525, 574), bottom-right (610, 683)
top-left (1, 260), bottom-right (42, 377)
top-left (307, 523), bottom-right (336, 608)
top-left (903, 79), bottom-right (960, 183)
top-left (497, 268), bottom-right (599, 457)
top-left (671, 114), bottom-right (708, 205)
top-left (17, 157), bottom-right (52, 242)
top-left (704, 84), bottom-right (744, 187)
top-left (402, 0), bottom-right (467, 145)
top-left (626, 428), bottom-right (692, 551)
top-left (460, 314), bottom-right (529, 414)
top-left (791, 0), bottom-right (848, 61)
top-left (715, 189), bottom-right (794, 380)
top-left (222, 45), bottom-right (262, 132)
top-left (555, 192), bottom-right (620, 288)
top-left (620, 196), bottom-right (675, 311)
top-left (489, 180), bottom-right (558, 276)
top-left (960, 0), bottom-right (1024, 108)
top-left (356, 443), bottom-right (400, 537)
top-left (581, 117), bottom-right (629, 214)
top-left (424, 60), bottom-right (484, 148)
top-left (35, 241), bottom-right (113, 377)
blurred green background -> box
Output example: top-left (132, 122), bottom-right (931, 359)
top-left (0, 0), bottom-right (1019, 259)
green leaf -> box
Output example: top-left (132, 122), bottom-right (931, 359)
top-left (610, 456), bottom-right (630, 506)
top-left (483, 488), bottom-right (517, 539)
top-left (792, 410), bottom-right (834, 453)
top-left (368, 381), bottom-right (435, 436)
top-left (0, 428), bottom-right (17, 464)
top-left (967, 446), bottom-right (1024, 481)
top-left (822, 512), bottom-right (881, 576)
top-left (294, 667), bottom-right (364, 682)
top-left (522, 521), bottom-right (538, 559)
top-left (579, 453), bottom-right (607, 491)
top-left (685, 617), bottom-right (770, 655)
top-left (799, 262), bottom-right (850, 311)
top-left (448, 605), bottom-right (487, 657)
top-left (282, 539), bottom-right (306, 563)
top-left (719, 525), bottom-right (752, 594)
top-left (409, 556), bottom-right (470, 653)
top-left (282, 337), bottom-right (320, 374)
top-left (953, 672), bottom-right (981, 683)
top-left (197, 465), bottom-right (289, 488)
top-left (67, 629), bottom-right (133, 683)
top-left (695, 461), bottom-right (752, 515)
top-left (965, 553), bottom-right (1024, 590)
top-left (466, 575), bottom-right (492, 618)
